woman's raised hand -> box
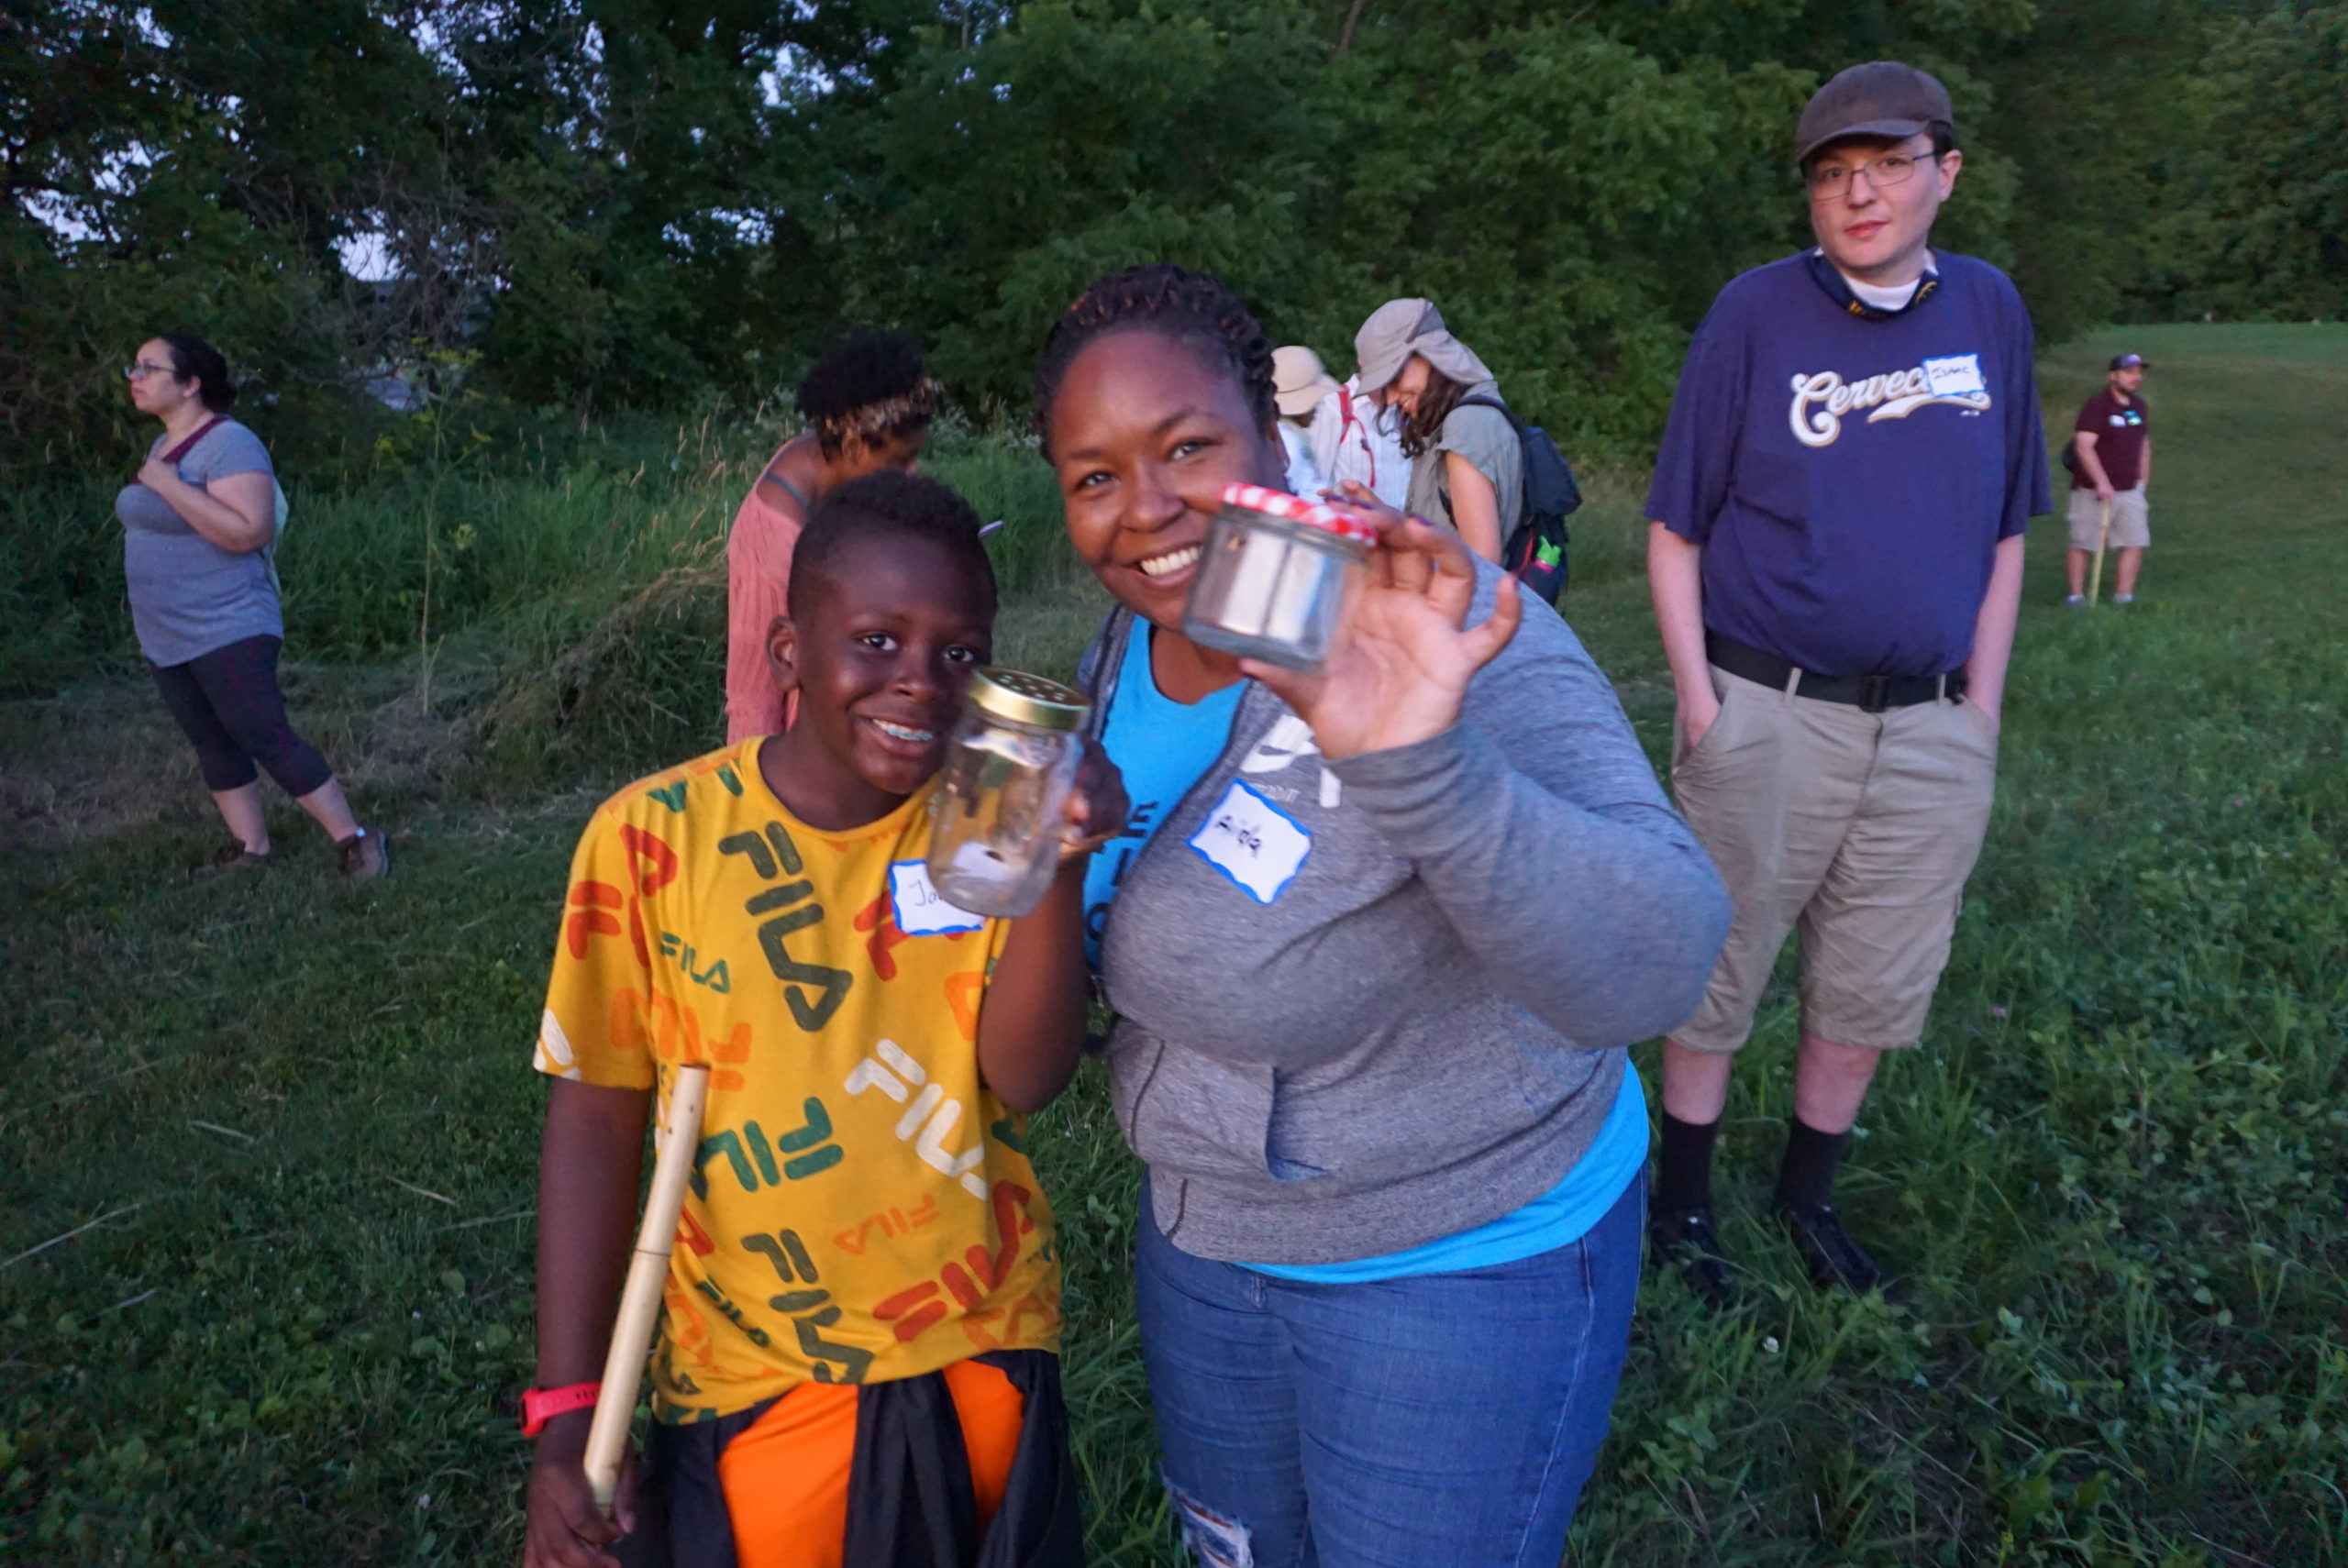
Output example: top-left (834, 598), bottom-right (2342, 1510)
top-left (1239, 482), bottom-right (1522, 761)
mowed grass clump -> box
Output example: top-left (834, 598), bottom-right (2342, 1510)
top-left (1, 326), bottom-right (2343, 1565)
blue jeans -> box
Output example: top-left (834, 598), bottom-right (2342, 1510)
top-left (1134, 1176), bottom-right (1644, 1568)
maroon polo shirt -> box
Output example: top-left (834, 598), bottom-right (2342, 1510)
top-left (2071, 387), bottom-right (2150, 490)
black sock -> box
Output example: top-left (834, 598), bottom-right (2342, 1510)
top-left (1776, 1118), bottom-right (1850, 1211)
top-left (1655, 1112), bottom-right (1722, 1213)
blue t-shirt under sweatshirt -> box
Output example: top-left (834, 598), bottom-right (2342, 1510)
top-left (1083, 624), bottom-right (1646, 1282)
top-left (1645, 249), bottom-right (2052, 679)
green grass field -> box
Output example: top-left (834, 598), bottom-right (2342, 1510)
top-left (3, 325), bottom-right (2343, 1564)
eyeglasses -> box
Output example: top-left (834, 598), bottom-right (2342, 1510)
top-left (1806, 150), bottom-right (1941, 200)
top-left (123, 361), bottom-right (175, 381)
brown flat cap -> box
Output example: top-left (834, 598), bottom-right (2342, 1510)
top-left (1795, 61), bottom-right (1954, 167)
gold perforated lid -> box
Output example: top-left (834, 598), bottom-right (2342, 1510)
top-left (967, 668), bottom-right (1089, 731)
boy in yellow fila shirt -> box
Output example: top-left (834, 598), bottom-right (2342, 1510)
top-left (521, 470), bottom-right (1124, 1568)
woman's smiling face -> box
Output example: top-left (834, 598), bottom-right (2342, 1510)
top-left (1046, 329), bottom-right (1287, 630)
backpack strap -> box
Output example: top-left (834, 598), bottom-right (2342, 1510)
top-left (1435, 394), bottom-right (1521, 513)
top-left (1335, 387), bottom-right (1372, 489)
top-left (159, 415), bottom-right (228, 466)
top-left (1452, 393), bottom-right (1525, 436)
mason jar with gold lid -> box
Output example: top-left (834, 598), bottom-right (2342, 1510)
top-left (926, 668), bottom-right (1090, 917)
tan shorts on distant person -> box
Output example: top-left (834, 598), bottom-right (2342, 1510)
top-left (1667, 665), bottom-right (2000, 1055)
top-left (2066, 486), bottom-right (2149, 550)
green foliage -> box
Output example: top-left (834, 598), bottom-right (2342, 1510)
top-left (10, 1), bottom-right (2344, 483)
top-left (2165, 3), bottom-right (2348, 322)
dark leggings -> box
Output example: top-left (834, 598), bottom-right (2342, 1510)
top-left (150, 635), bottom-right (336, 798)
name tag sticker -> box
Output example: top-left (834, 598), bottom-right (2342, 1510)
top-left (888, 860), bottom-right (987, 936)
top-left (1187, 780), bottom-right (1312, 904)
top-left (1922, 354), bottom-right (1987, 398)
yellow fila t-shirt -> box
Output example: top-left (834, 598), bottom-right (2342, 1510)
top-left (535, 738), bottom-right (1061, 1423)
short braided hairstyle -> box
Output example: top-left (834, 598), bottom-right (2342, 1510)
top-left (788, 469), bottom-right (997, 619)
top-left (1031, 265), bottom-right (1279, 455)
top-left (796, 327), bottom-right (943, 458)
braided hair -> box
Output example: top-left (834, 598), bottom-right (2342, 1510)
top-left (788, 469), bottom-right (997, 618)
top-left (796, 328), bottom-right (944, 458)
top-left (1031, 265), bottom-right (1279, 456)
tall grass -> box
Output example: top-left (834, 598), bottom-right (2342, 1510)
top-left (0, 412), bottom-right (1098, 773)
top-left (5, 406), bottom-right (1645, 780)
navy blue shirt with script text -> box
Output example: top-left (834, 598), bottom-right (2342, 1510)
top-left (1645, 250), bottom-right (2052, 678)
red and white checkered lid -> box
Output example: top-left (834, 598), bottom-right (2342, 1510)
top-left (1219, 483), bottom-right (1379, 547)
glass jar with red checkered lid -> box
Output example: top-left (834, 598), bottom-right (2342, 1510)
top-left (1181, 482), bottom-right (1377, 674)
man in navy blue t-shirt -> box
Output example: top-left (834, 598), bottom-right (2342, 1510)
top-left (1643, 61), bottom-right (2051, 1307)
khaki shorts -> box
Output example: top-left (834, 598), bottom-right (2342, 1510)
top-left (1668, 666), bottom-right (1999, 1054)
top-left (2066, 487), bottom-right (2149, 550)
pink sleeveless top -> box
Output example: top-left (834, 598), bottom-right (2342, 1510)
top-left (725, 448), bottom-right (806, 743)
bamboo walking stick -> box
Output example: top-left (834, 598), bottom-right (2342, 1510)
top-left (583, 1063), bottom-right (710, 1512)
top-left (2088, 495), bottom-right (2111, 606)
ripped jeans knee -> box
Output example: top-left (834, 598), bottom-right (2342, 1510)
top-left (1168, 1475), bottom-right (1258, 1568)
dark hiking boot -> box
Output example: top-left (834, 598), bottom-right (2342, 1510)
top-left (337, 826), bottom-right (391, 881)
top-left (191, 842), bottom-right (271, 881)
top-left (1778, 1200), bottom-right (1889, 1296)
top-left (1648, 1204), bottom-right (1738, 1310)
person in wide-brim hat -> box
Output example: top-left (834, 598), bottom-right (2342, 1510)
top-left (1350, 299), bottom-right (1519, 562)
top-left (1268, 345), bottom-right (1343, 493)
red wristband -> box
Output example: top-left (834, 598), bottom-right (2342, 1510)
top-left (520, 1381), bottom-right (601, 1437)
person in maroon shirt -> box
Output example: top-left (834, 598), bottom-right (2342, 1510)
top-left (2066, 353), bottom-right (2153, 603)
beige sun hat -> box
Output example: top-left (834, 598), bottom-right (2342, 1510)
top-left (1353, 299), bottom-right (1495, 395)
top-left (1271, 346), bottom-right (1342, 419)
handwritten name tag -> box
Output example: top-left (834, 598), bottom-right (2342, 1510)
top-left (1922, 353), bottom-right (1987, 399)
top-left (888, 860), bottom-right (987, 936)
top-left (1187, 780), bottom-right (1311, 904)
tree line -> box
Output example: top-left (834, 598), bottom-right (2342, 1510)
top-left (6, 0), bottom-right (2342, 478)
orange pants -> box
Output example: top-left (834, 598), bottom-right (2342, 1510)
top-left (714, 1359), bottom-right (1025, 1568)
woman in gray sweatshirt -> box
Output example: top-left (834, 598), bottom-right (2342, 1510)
top-left (1034, 267), bottom-right (1731, 1568)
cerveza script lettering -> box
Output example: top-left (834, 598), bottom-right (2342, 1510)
top-left (1788, 363), bottom-right (1992, 448)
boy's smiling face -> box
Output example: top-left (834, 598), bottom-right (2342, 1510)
top-left (760, 530), bottom-right (995, 829)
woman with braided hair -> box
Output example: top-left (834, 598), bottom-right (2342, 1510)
top-left (726, 328), bottom-right (944, 742)
top-left (1038, 266), bottom-right (1729, 1566)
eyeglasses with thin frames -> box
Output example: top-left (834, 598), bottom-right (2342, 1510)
top-left (1806, 149), bottom-right (1943, 201)
top-left (123, 361), bottom-right (176, 381)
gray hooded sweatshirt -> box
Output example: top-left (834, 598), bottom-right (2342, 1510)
top-left (1078, 563), bottom-right (1731, 1265)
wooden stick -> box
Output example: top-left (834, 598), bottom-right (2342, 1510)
top-left (583, 1064), bottom-right (710, 1512)
top-left (2088, 496), bottom-right (2111, 606)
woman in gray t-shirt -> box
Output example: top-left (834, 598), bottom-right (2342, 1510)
top-left (120, 334), bottom-right (386, 879)
top-left (1352, 298), bottom-right (1523, 565)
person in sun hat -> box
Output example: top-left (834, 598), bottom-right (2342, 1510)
top-left (1352, 298), bottom-right (1522, 562)
top-left (2065, 353), bottom-right (2154, 604)
top-left (1642, 60), bottom-right (2051, 1308)
top-left (1270, 344), bottom-right (1342, 494)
